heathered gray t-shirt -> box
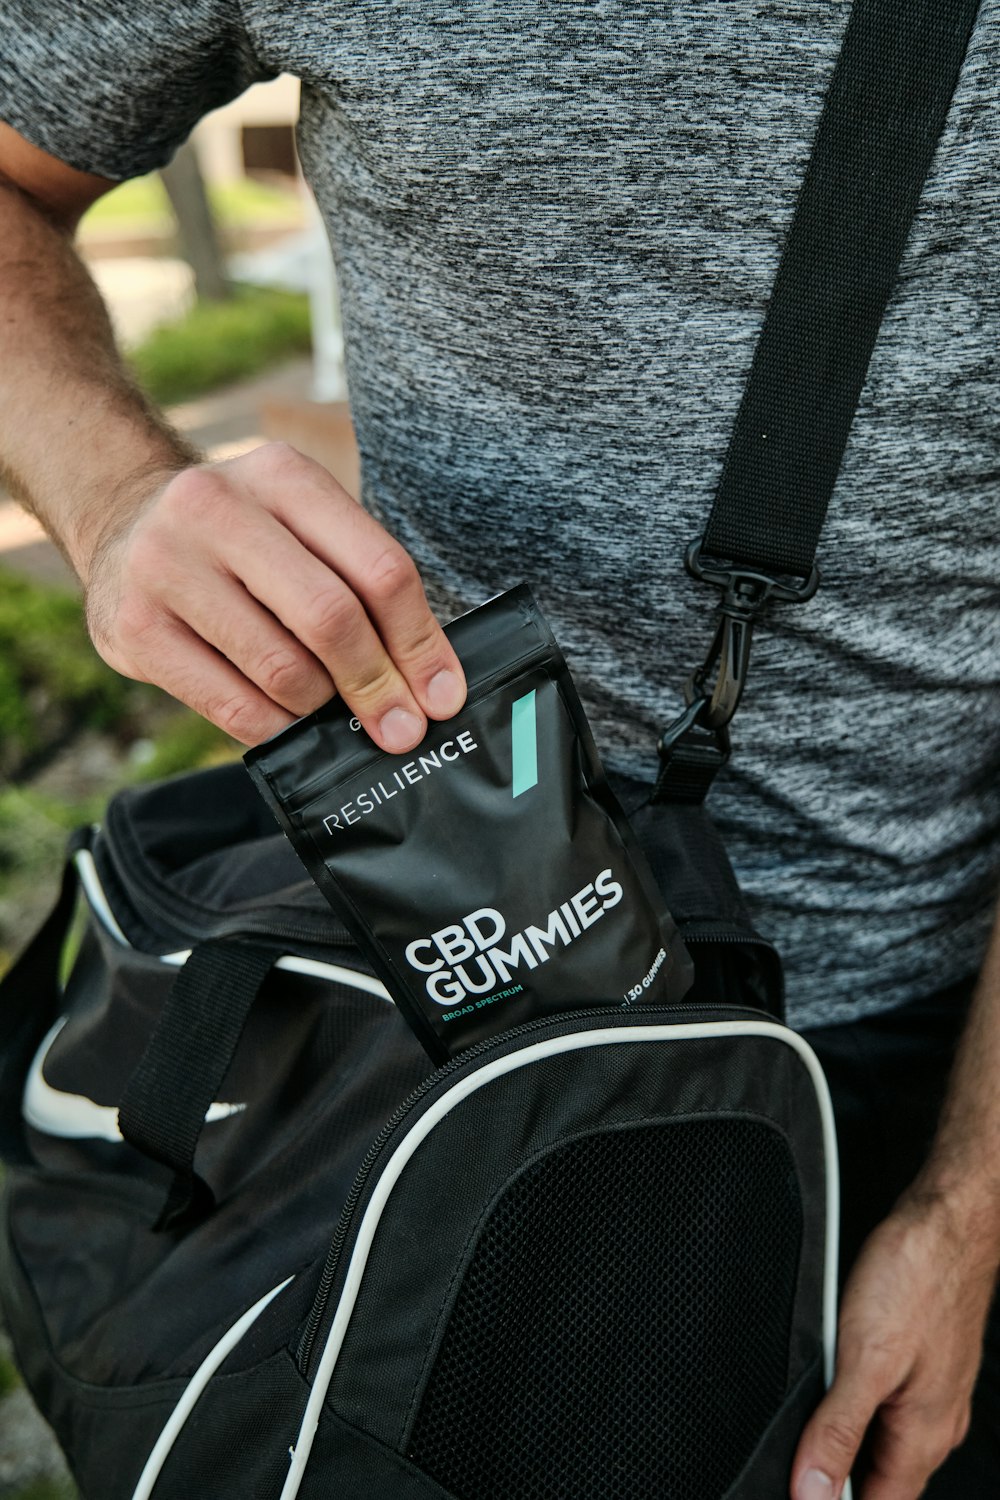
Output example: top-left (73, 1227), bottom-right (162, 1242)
top-left (3, 2), bottom-right (998, 1029)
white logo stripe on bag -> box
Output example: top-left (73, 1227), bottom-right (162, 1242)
top-left (131, 1276), bottom-right (294, 1500)
top-left (75, 846), bottom-right (130, 943)
top-left (160, 949), bottom-right (393, 999)
top-left (23, 1018), bottom-right (247, 1142)
top-left (22, 850), bottom-right (391, 1143)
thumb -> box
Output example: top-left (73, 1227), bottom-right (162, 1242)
top-left (791, 1355), bottom-right (887, 1500)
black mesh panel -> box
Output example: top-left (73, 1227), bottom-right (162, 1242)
top-left (407, 1117), bottom-right (804, 1500)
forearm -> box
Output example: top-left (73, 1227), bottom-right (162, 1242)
top-left (909, 903), bottom-right (1000, 1248)
top-left (0, 177), bottom-right (196, 581)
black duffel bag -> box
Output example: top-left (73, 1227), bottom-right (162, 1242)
top-left (0, 760), bottom-right (833, 1500)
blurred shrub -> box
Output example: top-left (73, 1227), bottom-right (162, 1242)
top-left (0, 568), bottom-right (141, 777)
top-left (3, 1482), bottom-right (78, 1500)
top-left (0, 1344), bottom-right (20, 1397)
top-left (129, 285), bottom-right (312, 405)
top-left (129, 712), bottom-right (239, 784)
top-left (82, 172), bottom-right (303, 232)
top-left (0, 567), bottom-right (239, 780)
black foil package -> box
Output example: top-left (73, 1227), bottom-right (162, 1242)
top-left (245, 586), bottom-right (692, 1061)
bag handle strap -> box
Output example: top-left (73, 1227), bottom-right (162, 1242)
top-left (118, 938), bottom-right (281, 1230)
top-left (654, 0), bottom-right (982, 804)
top-left (0, 842), bottom-right (279, 1227)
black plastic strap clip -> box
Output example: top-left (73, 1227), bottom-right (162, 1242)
top-left (653, 540), bottom-right (819, 805)
top-left (683, 540), bottom-right (820, 731)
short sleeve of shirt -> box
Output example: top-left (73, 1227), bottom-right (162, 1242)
top-left (0, 2), bottom-right (275, 180)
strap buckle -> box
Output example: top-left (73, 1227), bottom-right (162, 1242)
top-left (653, 541), bottom-right (819, 804)
top-left (682, 540), bottom-right (819, 732)
top-left (654, 694), bottom-right (732, 805)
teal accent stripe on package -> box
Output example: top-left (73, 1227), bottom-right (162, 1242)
top-left (511, 690), bottom-right (538, 798)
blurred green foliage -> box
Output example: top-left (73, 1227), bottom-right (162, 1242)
top-left (129, 285), bottom-right (312, 406)
top-left (4, 1482), bottom-right (77, 1500)
top-left (0, 784), bottom-right (83, 879)
top-left (0, 567), bottom-right (141, 778)
top-left (82, 173), bottom-right (303, 231)
top-left (0, 1346), bottom-right (21, 1398)
top-left (0, 565), bottom-right (239, 781)
top-left (0, 566), bottom-right (239, 980)
top-left (130, 710), bottom-right (240, 783)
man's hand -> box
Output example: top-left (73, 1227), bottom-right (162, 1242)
top-left (791, 1187), bottom-right (998, 1500)
top-left (84, 443), bottom-right (467, 748)
top-left (0, 128), bottom-right (464, 750)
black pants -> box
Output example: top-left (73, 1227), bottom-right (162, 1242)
top-left (803, 982), bottom-right (1000, 1496)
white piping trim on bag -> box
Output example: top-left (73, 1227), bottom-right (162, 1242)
top-left (279, 1020), bottom-right (842, 1500)
top-left (26, 851), bottom-right (389, 1144)
top-left (130, 1276), bottom-right (294, 1500)
top-left (72, 848), bottom-right (392, 1000)
top-left (76, 847), bottom-right (130, 944)
top-left (22, 1016), bottom-right (246, 1142)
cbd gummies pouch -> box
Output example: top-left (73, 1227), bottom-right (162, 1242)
top-left (245, 585), bottom-right (692, 1062)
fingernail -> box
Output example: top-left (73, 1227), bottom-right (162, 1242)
top-left (379, 707), bottom-right (424, 753)
top-left (797, 1470), bottom-right (835, 1500)
top-left (425, 668), bottom-right (465, 717)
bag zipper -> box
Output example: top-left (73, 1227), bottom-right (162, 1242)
top-left (295, 995), bottom-right (771, 1377)
top-left (683, 927), bottom-right (772, 942)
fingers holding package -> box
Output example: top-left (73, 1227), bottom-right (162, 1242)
top-left (84, 443), bottom-right (467, 748)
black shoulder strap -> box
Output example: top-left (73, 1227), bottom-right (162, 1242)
top-left (654, 0), bottom-right (982, 804)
